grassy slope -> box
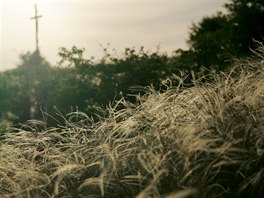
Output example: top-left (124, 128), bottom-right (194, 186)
top-left (0, 46), bottom-right (263, 198)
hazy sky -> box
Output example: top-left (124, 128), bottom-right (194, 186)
top-left (1, 0), bottom-right (227, 71)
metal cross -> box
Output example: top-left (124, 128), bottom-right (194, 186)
top-left (31, 4), bottom-right (42, 52)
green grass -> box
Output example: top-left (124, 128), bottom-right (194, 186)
top-left (0, 46), bottom-right (264, 198)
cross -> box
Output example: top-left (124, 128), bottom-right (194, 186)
top-left (31, 4), bottom-right (42, 52)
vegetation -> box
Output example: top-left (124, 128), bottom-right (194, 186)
top-left (188, 0), bottom-right (264, 71)
top-left (0, 0), bottom-right (263, 197)
top-left (0, 45), bottom-right (263, 197)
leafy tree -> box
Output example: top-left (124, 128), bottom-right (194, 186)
top-left (188, 0), bottom-right (264, 71)
top-left (225, 0), bottom-right (264, 55)
top-left (56, 46), bottom-right (108, 110)
top-left (0, 71), bottom-right (21, 124)
top-left (47, 67), bottom-right (99, 115)
top-left (0, 51), bottom-right (52, 124)
top-left (16, 51), bottom-right (52, 122)
top-left (188, 12), bottom-right (233, 71)
top-left (57, 46), bottom-right (178, 108)
top-left (112, 47), bottom-right (171, 91)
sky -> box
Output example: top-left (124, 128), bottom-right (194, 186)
top-left (1, 0), bottom-right (227, 71)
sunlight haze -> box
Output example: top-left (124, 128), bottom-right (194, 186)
top-left (1, 0), bottom-right (227, 71)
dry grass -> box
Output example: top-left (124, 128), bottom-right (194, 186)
top-left (0, 46), bottom-right (264, 197)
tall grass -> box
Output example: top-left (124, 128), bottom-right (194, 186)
top-left (0, 46), bottom-right (263, 198)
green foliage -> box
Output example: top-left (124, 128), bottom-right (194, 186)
top-left (0, 46), bottom-right (182, 125)
top-left (225, 0), bottom-right (264, 54)
top-left (187, 0), bottom-right (264, 71)
top-left (188, 12), bottom-right (232, 71)
top-left (0, 51), bottom-right (52, 124)
top-left (56, 46), bottom-right (182, 109)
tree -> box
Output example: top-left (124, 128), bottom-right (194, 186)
top-left (0, 71), bottom-right (21, 125)
top-left (188, 0), bottom-right (264, 72)
top-left (0, 51), bottom-right (52, 124)
top-left (225, 0), bottom-right (264, 55)
top-left (57, 46), bottom-right (175, 107)
top-left (188, 12), bottom-right (233, 71)
top-left (17, 51), bottom-right (52, 122)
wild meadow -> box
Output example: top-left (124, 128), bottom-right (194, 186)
top-left (1, 1), bottom-right (264, 197)
top-left (0, 45), bottom-right (263, 198)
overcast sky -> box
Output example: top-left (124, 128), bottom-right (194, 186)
top-left (1, 0), bottom-right (227, 71)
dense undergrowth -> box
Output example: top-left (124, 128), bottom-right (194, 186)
top-left (0, 46), bottom-right (264, 198)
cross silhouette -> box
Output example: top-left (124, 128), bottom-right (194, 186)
top-left (31, 4), bottom-right (42, 52)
